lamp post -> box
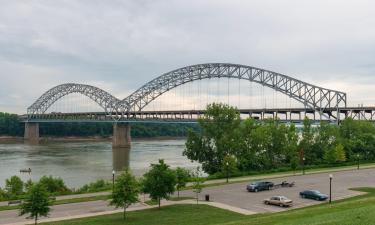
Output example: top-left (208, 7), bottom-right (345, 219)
top-left (329, 174), bottom-right (333, 204)
top-left (112, 170), bottom-right (115, 192)
top-left (302, 157), bottom-right (305, 175)
top-left (357, 154), bottom-right (360, 170)
top-left (226, 161), bottom-right (229, 183)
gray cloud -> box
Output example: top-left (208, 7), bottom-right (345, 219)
top-left (0, 0), bottom-right (374, 113)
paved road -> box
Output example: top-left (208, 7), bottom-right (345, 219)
top-left (1, 168), bottom-right (375, 224)
top-left (179, 167), bottom-right (375, 213)
top-left (0, 200), bottom-right (146, 225)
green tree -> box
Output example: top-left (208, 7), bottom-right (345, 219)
top-left (142, 159), bottom-right (176, 208)
top-left (184, 103), bottom-right (241, 174)
top-left (335, 143), bottom-right (346, 162)
top-left (324, 148), bottom-right (336, 164)
top-left (39, 176), bottom-right (69, 194)
top-left (0, 187), bottom-right (8, 201)
top-left (6, 176), bottom-right (24, 198)
top-left (192, 167), bottom-right (205, 204)
top-left (236, 118), bottom-right (260, 171)
top-left (290, 156), bottom-right (299, 174)
top-left (314, 122), bottom-right (339, 163)
top-left (175, 167), bottom-right (190, 198)
top-left (19, 183), bottom-right (51, 225)
top-left (299, 117), bottom-right (315, 164)
top-left (109, 170), bottom-right (139, 219)
top-left (221, 155), bottom-right (237, 182)
top-left (25, 179), bottom-right (34, 192)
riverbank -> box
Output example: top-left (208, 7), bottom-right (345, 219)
top-left (0, 136), bottom-right (187, 143)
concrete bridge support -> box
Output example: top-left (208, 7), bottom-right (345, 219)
top-left (24, 122), bottom-right (39, 144)
top-left (112, 123), bottom-right (131, 148)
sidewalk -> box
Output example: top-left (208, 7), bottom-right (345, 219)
top-left (0, 191), bottom-right (109, 207)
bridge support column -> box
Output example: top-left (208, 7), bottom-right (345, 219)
top-left (112, 123), bottom-right (131, 148)
top-left (24, 122), bottom-right (39, 144)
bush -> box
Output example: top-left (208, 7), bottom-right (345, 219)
top-left (39, 176), bottom-right (70, 195)
top-left (5, 176), bottom-right (24, 198)
top-left (0, 187), bottom-right (9, 201)
top-left (76, 179), bottom-right (111, 193)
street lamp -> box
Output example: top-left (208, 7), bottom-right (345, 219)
top-left (226, 161), bottom-right (229, 183)
top-left (357, 154), bottom-right (360, 170)
top-left (302, 157), bottom-right (306, 175)
top-left (112, 170), bottom-right (115, 191)
top-left (329, 174), bottom-right (333, 204)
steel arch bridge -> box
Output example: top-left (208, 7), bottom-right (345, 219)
top-left (27, 83), bottom-right (120, 115)
top-left (27, 63), bottom-right (347, 121)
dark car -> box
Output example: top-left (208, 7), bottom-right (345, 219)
top-left (299, 190), bottom-right (328, 201)
top-left (247, 181), bottom-right (274, 192)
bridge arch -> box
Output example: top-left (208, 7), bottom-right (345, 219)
top-left (118, 63), bottom-right (347, 119)
top-left (27, 83), bottom-right (120, 115)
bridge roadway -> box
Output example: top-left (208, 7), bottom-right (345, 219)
top-left (22, 106), bottom-right (375, 123)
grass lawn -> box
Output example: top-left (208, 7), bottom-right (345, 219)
top-left (41, 187), bottom-right (375, 225)
top-left (42, 204), bottom-right (244, 225)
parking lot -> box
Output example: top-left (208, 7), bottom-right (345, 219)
top-left (180, 168), bottom-right (375, 213)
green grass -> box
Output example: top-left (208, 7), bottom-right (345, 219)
top-left (42, 204), bottom-right (243, 225)
top-left (0, 195), bottom-right (110, 211)
top-left (41, 187), bottom-right (375, 225)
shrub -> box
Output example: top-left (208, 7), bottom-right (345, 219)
top-left (5, 176), bottom-right (24, 198)
top-left (76, 179), bottom-right (111, 193)
top-left (39, 176), bottom-right (69, 194)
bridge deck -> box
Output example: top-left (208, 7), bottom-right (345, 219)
top-left (21, 107), bottom-right (375, 123)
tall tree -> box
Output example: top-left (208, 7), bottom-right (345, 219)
top-left (192, 167), bottom-right (205, 205)
top-left (19, 183), bottom-right (51, 225)
top-left (184, 103), bottom-right (241, 174)
top-left (109, 170), bottom-right (139, 219)
top-left (299, 117), bottom-right (315, 164)
top-left (6, 176), bottom-right (24, 198)
top-left (142, 159), bottom-right (176, 208)
top-left (175, 167), bottom-right (190, 198)
top-left (221, 154), bottom-right (238, 182)
top-left (314, 122), bottom-right (339, 163)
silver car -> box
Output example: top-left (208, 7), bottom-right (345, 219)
top-left (264, 196), bottom-right (293, 207)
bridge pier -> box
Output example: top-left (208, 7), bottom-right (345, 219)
top-left (24, 122), bottom-right (39, 144)
top-left (112, 123), bottom-right (131, 148)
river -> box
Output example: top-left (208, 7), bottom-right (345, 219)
top-left (0, 139), bottom-right (200, 189)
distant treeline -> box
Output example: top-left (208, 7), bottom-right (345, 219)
top-left (0, 112), bottom-right (199, 137)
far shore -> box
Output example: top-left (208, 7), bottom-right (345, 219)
top-left (0, 135), bottom-right (187, 143)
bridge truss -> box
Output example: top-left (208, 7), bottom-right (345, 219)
top-left (27, 63), bottom-right (347, 122)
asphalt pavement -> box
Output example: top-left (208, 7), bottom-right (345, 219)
top-left (179, 167), bottom-right (375, 213)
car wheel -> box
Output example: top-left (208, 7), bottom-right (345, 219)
top-left (279, 203), bottom-right (283, 207)
top-left (265, 201), bottom-right (269, 205)
top-left (255, 189), bottom-right (258, 192)
top-left (316, 197), bottom-right (319, 201)
top-left (268, 186), bottom-right (271, 190)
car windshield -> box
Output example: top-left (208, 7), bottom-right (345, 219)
top-left (250, 182), bottom-right (259, 185)
top-left (279, 196), bottom-right (288, 200)
top-left (311, 190), bottom-right (321, 194)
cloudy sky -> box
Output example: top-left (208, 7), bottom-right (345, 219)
top-left (0, 0), bottom-right (374, 113)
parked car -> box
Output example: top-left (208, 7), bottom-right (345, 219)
top-left (299, 190), bottom-right (328, 201)
top-left (247, 181), bottom-right (274, 192)
top-left (264, 196), bottom-right (293, 207)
